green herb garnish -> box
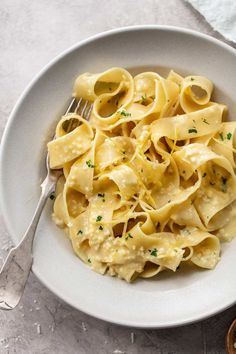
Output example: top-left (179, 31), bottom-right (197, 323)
top-left (88, 258), bottom-right (91, 263)
top-left (86, 160), bottom-right (95, 168)
top-left (118, 109), bottom-right (131, 117)
top-left (141, 93), bottom-right (147, 103)
top-left (125, 233), bottom-right (133, 240)
top-left (227, 132), bottom-right (232, 140)
top-left (98, 192), bottom-right (105, 202)
top-left (149, 248), bottom-right (158, 257)
top-left (190, 77), bottom-right (194, 81)
top-left (202, 118), bottom-right (209, 125)
top-left (99, 225), bottom-right (103, 231)
top-left (49, 193), bottom-right (55, 200)
top-left (96, 215), bottom-right (102, 222)
top-left (77, 230), bottom-right (83, 235)
top-left (98, 193), bottom-right (105, 198)
top-left (188, 128), bottom-right (198, 134)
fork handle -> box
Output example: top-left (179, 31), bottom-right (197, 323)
top-left (0, 175), bottom-right (56, 310)
top-left (20, 175), bottom-right (56, 250)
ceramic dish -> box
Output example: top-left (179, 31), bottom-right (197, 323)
top-left (1, 26), bottom-right (236, 328)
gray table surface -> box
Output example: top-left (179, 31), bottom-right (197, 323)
top-left (0, 1), bottom-right (236, 353)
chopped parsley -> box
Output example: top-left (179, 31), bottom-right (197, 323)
top-left (149, 248), bottom-right (158, 257)
top-left (88, 258), bottom-right (91, 263)
top-left (77, 230), bottom-right (83, 235)
top-left (98, 193), bottom-right (105, 198)
top-left (219, 133), bottom-right (224, 141)
top-left (202, 172), bottom-right (207, 178)
top-left (141, 93), bottom-right (147, 103)
top-left (49, 193), bottom-right (55, 200)
top-left (202, 118), bottom-right (209, 125)
top-left (96, 215), bottom-right (102, 222)
top-left (227, 132), bottom-right (232, 140)
top-left (221, 176), bottom-right (228, 193)
top-left (188, 128), bottom-right (198, 134)
top-left (125, 233), bottom-right (133, 240)
top-left (86, 160), bottom-right (95, 168)
top-left (98, 193), bottom-right (106, 202)
top-left (118, 109), bottom-right (131, 117)
top-left (190, 77), bottom-right (194, 81)
top-left (99, 225), bottom-right (104, 231)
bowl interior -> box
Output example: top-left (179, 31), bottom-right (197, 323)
top-left (1, 26), bottom-right (236, 327)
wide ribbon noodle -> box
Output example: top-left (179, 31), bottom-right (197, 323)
top-left (48, 67), bottom-right (236, 282)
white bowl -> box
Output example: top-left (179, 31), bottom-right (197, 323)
top-left (1, 25), bottom-right (236, 328)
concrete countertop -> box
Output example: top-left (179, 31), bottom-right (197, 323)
top-left (0, 1), bottom-right (235, 353)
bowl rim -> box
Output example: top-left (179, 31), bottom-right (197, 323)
top-left (1, 25), bottom-right (236, 328)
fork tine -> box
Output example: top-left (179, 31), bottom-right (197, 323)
top-left (80, 100), bottom-right (88, 117)
top-left (64, 97), bottom-right (92, 133)
top-left (75, 97), bottom-right (83, 114)
top-left (85, 103), bottom-right (93, 121)
top-left (65, 97), bottom-right (83, 132)
top-left (65, 97), bottom-right (76, 115)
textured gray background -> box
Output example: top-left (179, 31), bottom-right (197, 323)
top-left (0, 1), bottom-right (236, 353)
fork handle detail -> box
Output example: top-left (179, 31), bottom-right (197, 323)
top-left (0, 175), bottom-right (56, 310)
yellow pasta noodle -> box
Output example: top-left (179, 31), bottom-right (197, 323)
top-left (48, 67), bottom-right (236, 282)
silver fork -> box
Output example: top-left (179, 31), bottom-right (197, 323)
top-left (0, 98), bottom-right (93, 310)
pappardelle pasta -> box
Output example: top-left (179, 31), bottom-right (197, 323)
top-left (48, 67), bottom-right (236, 282)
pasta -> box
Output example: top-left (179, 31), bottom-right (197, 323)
top-left (48, 67), bottom-right (236, 282)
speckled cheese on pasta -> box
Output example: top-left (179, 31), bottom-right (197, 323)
top-left (48, 67), bottom-right (236, 282)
